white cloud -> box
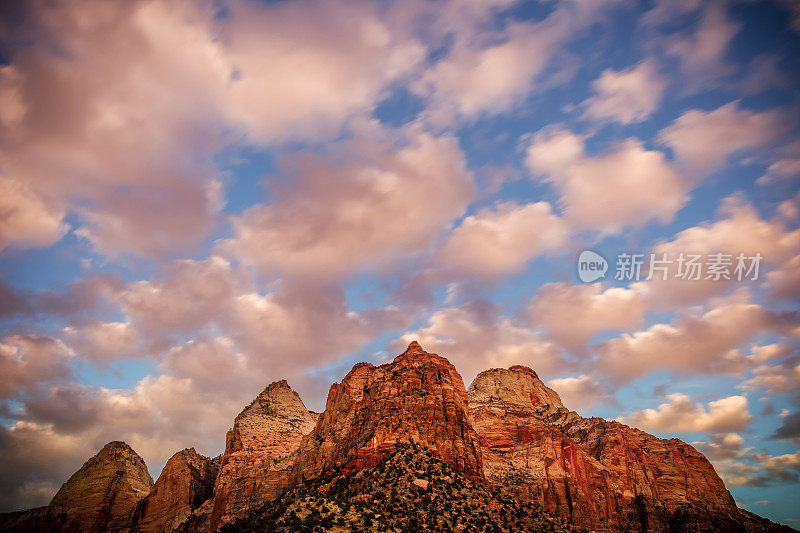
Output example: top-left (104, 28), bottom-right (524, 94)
top-left (617, 393), bottom-right (752, 433)
top-left (582, 60), bottom-right (667, 124)
top-left (225, 131), bottom-right (474, 280)
top-left (546, 374), bottom-right (612, 411)
top-left (595, 296), bottom-right (789, 383)
top-left (526, 129), bottom-right (688, 232)
top-left (395, 302), bottom-right (568, 387)
top-left (437, 201), bottom-right (568, 277)
top-left (658, 101), bottom-right (793, 176)
top-left (527, 282), bottom-right (645, 352)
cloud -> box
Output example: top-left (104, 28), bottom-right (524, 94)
top-left (0, 0), bottom-right (230, 257)
top-left (0, 0), bottom-right (426, 257)
top-left (527, 282), bottom-right (645, 352)
top-left (658, 101), bottom-right (793, 176)
top-left (222, 0), bottom-right (424, 143)
top-left (714, 451), bottom-right (800, 488)
top-left (662, 2), bottom-right (739, 90)
top-left (436, 201), bottom-right (567, 278)
top-left (0, 374), bottom-right (250, 512)
top-left (692, 432), bottom-right (749, 461)
top-left (526, 129), bottom-right (688, 232)
top-left (632, 196), bottom-right (800, 308)
top-left (595, 295), bottom-right (795, 383)
top-left (617, 393), bottom-right (752, 433)
top-left (0, 176), bottom-right (67, 252)
top-left (772, 411), bottom-right (800, 443)
top-left (546, 374), bottom-right (613, 411)
top-left (741, 360), bottom-right (800, 396)
top-left (413, 0), bottom-right (619, 124)
top-left (581, 60), bottom-right (668, 124)
top-left (225, 131), bottom-right (474, 280)
top-left (61, 322), bottom-right (140, 364)
top-left (394, 301), bottom-right (568, 386)
top-left (0, 335), bottom-right (73, 400)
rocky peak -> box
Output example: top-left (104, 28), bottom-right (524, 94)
top-left (210, 380), bottom-right (318, 529)
top-left (468, 365), bottom-right (564, 411)
top-left (292, 341), bottom-right (483, 483)
top-left (49, 440), bottom-right (153, 532)
top-left (130, 448), bottom-right (218, 532)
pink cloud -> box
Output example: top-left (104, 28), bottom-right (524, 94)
top-left (526, 129), bottom-right (688, 232)
top-left (581, 59), bottom-right (668, 124)
top-left (437, 201), bottom-right (568, 278)
top-left (225, 131), bottom-right (474, 280)
top-left (658, 101), bottom-right (794, 177)
top-left (617, 393), bottom-right (752, 433)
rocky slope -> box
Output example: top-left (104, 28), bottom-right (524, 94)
top-left (1, 341), bottom-right (794, 532)
top-left (221, 442), bottom-right (572, 533)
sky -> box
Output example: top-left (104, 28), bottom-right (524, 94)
top-left (0, 0), bottom-right (799, 525)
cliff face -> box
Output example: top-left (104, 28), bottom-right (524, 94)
top-left (130, 448), bottom-right (219, 532)
top-left (48, 441), bottom-right (154, 532)
top-left (209, 380), bottom-right (318, 529)
top-left (291, 341), bottom-right (483, 482)
top-left (468, 366), bottom-right (741, 531)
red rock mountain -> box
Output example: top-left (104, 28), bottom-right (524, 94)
top-left (209, 379), bottom-right (319, 529)
top-left (0, 342), bottom-right (791, 532)
top-left (49, 441), bottom-right (154, 532)
top-left (291, 341), bottom-right (483, 481)
top-left (469, 366), bottom-right (742, 531)
top-left (130, 448), bottom-right (219, 532)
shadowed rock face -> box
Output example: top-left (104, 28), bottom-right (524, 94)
top-left (209, 380), bottom-right (318, 530)
top-left (48, 441), bottom-right (154, 532)
top-left (468, 366), bottom-right (741, 531)
top-left (291, 341), bottom-right (484, 483)
top-left (130, 448), bottom-right (219, 532)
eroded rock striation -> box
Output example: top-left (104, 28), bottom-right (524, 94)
top-left (49, 441), bottom-right (154, 532)
top-left (469, 365), bottom-right (744, 531)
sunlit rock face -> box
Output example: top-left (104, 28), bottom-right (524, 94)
top-left (48, 441), bottom-right (154, 532)
top-left (209, 379), bottom-right (319, 530)
top-left (468, 366), bottom-right (741, 531)
top-left (290, 341), bottom-right (484, 483)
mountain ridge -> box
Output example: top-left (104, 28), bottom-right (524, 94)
top-left (0, 342), bottom-right (793, 533)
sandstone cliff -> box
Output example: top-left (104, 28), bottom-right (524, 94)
top-left (1, 342), bottom-right (793, 533)
top-left (290, 341), bottom-right (483, 483)
top-left (469, 365), bottom-right (743, 531)
top-left (49, 441), bottom-right (154, 532)
top-left (130, 448), bottom-right (219, 532)
top-left (209, 380), bottom-right (318, 529)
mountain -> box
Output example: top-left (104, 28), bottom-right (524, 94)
top-left (0, 342), bottom-right (793, 532)
top-left (469, 366), bottom-right (744, 531)
top-left (130, 448), bottom-right (219, 532)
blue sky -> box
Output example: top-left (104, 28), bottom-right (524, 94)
top-left (0, 0), bottom-right (799, 525)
